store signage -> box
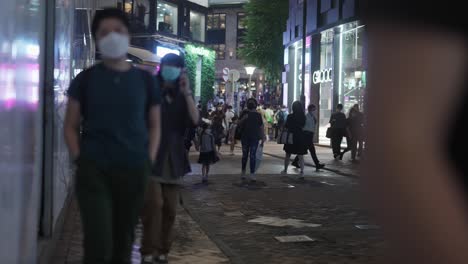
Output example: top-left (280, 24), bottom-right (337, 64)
top-left (313, 68), bottom-right (332, 84)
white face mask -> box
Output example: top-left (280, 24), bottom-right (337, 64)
top-left (98, 32), bottom-right (129, 59)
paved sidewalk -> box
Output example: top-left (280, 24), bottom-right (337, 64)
top-left (50, 199), bottom-right (229, 264)
top-left (259, 141), bottom-right (360, 177)
top-left (50, 144), bottom-right (379, 264)
top-left (182, 150), bottom-right (384, 264)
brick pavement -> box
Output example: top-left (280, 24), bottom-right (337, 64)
top-left (50, 199), bottom-right (229, 264)
top-left (50, 143), bottom-right (383, 264)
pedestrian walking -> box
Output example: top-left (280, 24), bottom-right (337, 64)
top-left (211, 104), bottom-right (225, 152)
top-left (339, 105), bottom-right (365, 162)
top-left (291, 104), bottom-right (325, 171)
top-left (197, 122), bottom-right (219, 183)
top-left (64, 8), bottom-right (162, 264)
top-left (238, 98), bottom-right (265, 182)
top-left (140, 54), bottom-right (199, 264)
top-left (281, 101), bottom-right (307, 178)
top-left (229, 116), bottom-right (239, 155)
top-left (329, 104), bottom-right (347, 160)
top-left (265, 104), bottom-right (275, 140)
top-left (224, 105), bottom-right (235, 144)
top-left (274, 105), bottom-right (287, 140)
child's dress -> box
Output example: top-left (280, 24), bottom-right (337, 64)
top-left (198, 129), bottom-right (219, 165)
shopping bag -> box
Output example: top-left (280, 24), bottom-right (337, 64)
top-left (277, 128), bottom-right (293, 144)
top-left (255, 144), bottom-right (264, 172)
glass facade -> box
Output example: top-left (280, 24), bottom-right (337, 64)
top-left (317, 21), bottom-right (366, 144)
top-left (285, 39), bottom-right (303, 109)
top-left (190, 10), bottom-right (206, 42)
top-left (157, 0), bottom-right (178, 35)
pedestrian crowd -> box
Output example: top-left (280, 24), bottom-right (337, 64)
top-left (63, 8), bottom-right (366, 264)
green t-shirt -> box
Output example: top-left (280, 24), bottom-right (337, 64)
top-left (67, 63), bottom-right (161, 169)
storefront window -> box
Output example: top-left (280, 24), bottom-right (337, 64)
top-left (157, 0), bottom-right (178, 35)
top-left (190, 10), bottom-right (205, 42)
top-left (336, 21), bottom-right (366, 113)
top-left (318, 28), bottom-right (334, 144)
top-left (285, 39), bottom-right (303, 108)
top-left (317, 21), bottom-right (366, 145)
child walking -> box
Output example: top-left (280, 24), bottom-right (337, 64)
top-left (229, 116), bottom-right (239, 155)
top-left (198, 122), bottom-right (219, 183)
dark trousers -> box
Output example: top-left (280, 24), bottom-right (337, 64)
top-left (141, 181), bottom-right (179, 256)
top-left (75, 159), bottom-right (149, 264)
top-left (331, 129), bottom-right (345, 156)
top-left (241, 139), bottom-right (259, 174)
top-left (293, 131), bottom-right (320, 166)
top-left (342, 137), bottom-right (364, 160)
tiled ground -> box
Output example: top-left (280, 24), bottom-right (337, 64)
top-left (50, 143), bottom-right (384, 264)
top-left (50, 200), bottom-right (229, 264)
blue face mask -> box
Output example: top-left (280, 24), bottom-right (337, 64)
top-left (161, 66), bottom-right (181, 83)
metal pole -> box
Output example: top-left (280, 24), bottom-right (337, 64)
top-left (248, 74), bottom-right (252, 98)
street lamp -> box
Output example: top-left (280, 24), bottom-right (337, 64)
top-left (244, 65), bottom-right (256, 98)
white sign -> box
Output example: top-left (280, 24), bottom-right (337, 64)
top-left (223, 68), bottom-right (230, 75)
top-left (228, 69), bottom-right (240, 82)
top-left (313, 68), bottom-right (333, 84)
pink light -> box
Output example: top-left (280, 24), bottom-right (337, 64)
top-left (306, 36), bottom-right (311, 47)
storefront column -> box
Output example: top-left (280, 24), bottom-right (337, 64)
top-left (309, 34), bottom-right (321, 143)
top-left (332, 26), bottom-right (343, 109)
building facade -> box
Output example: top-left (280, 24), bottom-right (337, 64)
top-left (283, 0), bottom-right (366, 144)
top-left (206, 1), bottom-right (269, 108)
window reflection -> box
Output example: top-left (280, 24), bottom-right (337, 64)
top-left (157, 0), bottom-right (178, 35)
top-left (190, 11), bottom-right (205, 42)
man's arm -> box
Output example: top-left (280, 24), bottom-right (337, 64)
top-left (365, 26), bottom-right (468, 263)
top-left (64, 98), bottom-right (81, 160)
top-left (148, 105), bottom-right (161, 163)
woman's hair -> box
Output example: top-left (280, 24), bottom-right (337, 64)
top-left (200, 122), bottom-right (209, 135)
top-left (292, 101), bottom-right (304, 116)
top-left (247, 98), bottom-right (258, 110)
top-left (158, 53), bottom-right (185, 86)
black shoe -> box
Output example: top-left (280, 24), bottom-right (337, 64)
top-left (315, 163), bottom-right (325, 171)
top-left (291, 161), bottom-right (300, 168)
top-left (339, 152), bottom-right (344, 160)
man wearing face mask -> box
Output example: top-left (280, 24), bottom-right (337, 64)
top-left (140, 54), bottom-right (199, 264)
top-left (64, 8), bottom-right (162, 264)
top-left (238, 98), bottom-right (265, 182)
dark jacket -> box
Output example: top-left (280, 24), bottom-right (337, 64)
top-left (153, 88), bottom-right (195, 179)
top-left (283, 113), bottom-right (307, 155)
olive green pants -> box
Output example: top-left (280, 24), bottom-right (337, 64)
top-left (75, 158), bottom-right (149, 264)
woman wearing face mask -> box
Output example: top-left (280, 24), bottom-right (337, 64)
top-left (64, 8), bottom-right (162, 264)
top-left (140, 54), bottom-right (199, 264)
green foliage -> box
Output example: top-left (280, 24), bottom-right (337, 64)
top-left (238, 0), bottom-right (288, 85)
top-left (184, 44), bottom-right (216, 105)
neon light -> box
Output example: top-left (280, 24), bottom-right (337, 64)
top-left (339, 25), bottom-right (343, 101)
top-left (156, 46), bottom-right (180, 58)
top-left (313, 69), bottom-right (333, 84)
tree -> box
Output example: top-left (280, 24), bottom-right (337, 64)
top-left (238, 0), bottom-right (288, 85)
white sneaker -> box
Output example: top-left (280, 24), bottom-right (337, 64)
top-left (141, 255), bottom-right (153, 264)
top-left (156, 254), bottom-right (169, 263)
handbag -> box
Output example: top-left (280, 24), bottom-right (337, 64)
top-left (326, 127), bottom-right (333, 139)
top-left (277, 128), bottom-right (294, 145)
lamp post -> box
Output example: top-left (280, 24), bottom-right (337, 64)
top-left (245, 65), bottom-right (256, 98)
